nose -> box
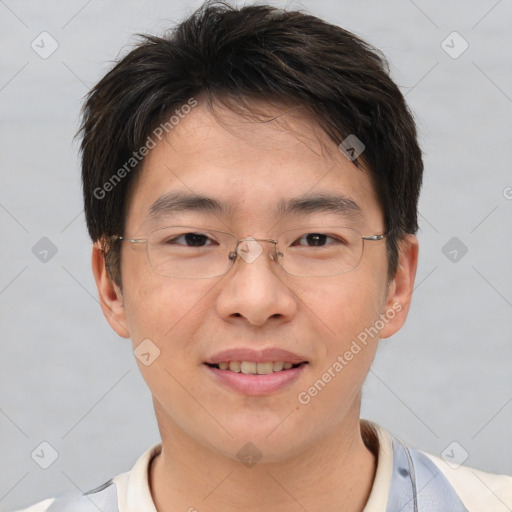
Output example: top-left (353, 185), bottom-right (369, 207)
top-left (215, 238), bottom-right (297, 327)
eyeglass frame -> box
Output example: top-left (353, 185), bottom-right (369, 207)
top-left (110, 225), bottom-right (388, 279)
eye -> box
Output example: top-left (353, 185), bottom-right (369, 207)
top-left (293, 233), bottom-right (340, 247)
top-left (167, 232), bottom-right (215, 247)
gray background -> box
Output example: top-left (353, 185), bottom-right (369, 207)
top-left (1, 0), bottom-right (511, 510)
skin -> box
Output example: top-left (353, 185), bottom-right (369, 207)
top-left (92, 98), bottom-right (418, 512)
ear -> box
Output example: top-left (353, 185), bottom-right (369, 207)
top-left (379, 234), bottom-right (419, 339)
top-left (91, 242), bottom-right (130, 338)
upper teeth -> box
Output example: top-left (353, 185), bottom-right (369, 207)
top-left (217, 361), bottom-right (295, 374)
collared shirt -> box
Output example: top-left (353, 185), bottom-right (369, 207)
top-left (14, 421), bottom-right (512, 512)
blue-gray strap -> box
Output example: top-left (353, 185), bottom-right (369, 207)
top-left (386, 438), bottom-right (469, 512)
top-left (46, 479), bottom-right (119, 512)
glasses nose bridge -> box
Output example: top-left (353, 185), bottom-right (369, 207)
top-left (230, 236), bottom-right (280, 265)
top-left (237, 236), bottom-right (278, 245)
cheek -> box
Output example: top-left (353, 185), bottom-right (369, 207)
top-left (296, 271), bottom-right (385, 341)
top-left (121, 268), bottom-right (213, 348)
top-left (293, 275), bottom-right (385, 414)
top-left (292, 265), bottom-right (387, 397)
top-left (122, 277), bottom-right (214, 406)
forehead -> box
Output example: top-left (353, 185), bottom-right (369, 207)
top-left (125, 99), bottom-right (383, 232)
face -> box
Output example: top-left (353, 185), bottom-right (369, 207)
top-left (93, 99), bottom-right (418, 463)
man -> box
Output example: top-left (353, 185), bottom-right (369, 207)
top-left (16, 1), bottom-right (512, 511)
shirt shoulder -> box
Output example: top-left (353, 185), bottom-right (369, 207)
top-left (424, 451), bottom-right (512, 512)
top-left (13, 498), bottom-right (55, 512)
top-left (10, 478), bottom-right (120, 512)
top-left (8, 444), bottom-right (161, 512)
top-left (362, 420), bottom-right (512, 512)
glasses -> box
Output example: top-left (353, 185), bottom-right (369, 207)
top-left (112, 225), bottom-right (386, 279)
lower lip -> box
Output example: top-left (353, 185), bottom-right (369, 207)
top-left (204, 364), bottom-right (307, 396)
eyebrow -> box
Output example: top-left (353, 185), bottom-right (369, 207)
top-left (276, 192), bottom-right (363, 219)
top-left (148, 192), bottom-right (229, 219)
top-left (147, 191), bottom-right (362, 221)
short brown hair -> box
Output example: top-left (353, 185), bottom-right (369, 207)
top-left (79, 1), bottom-right (423, 285)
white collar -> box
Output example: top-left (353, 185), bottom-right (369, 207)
top-left (112, 419), bottom-right (392, 512)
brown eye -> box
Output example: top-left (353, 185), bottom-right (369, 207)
top-left (294, 233), bottom-right (340, 247)
top-left (304, 234), bottom-right (327, 246)
top-left (167, 233), bottom-right (213, 247)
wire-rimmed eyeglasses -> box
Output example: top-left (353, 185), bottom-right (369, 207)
top-left (112, 225), bottom-right (386, 279)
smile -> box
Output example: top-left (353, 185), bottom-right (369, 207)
top-left (206, 360), bottom-right (307, 374)
top-left (204, 361), bottom-right (308, 396)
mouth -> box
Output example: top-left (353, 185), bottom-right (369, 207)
top-left (203, 360), bottom-right (309, 396)
top-left (204, 360), bottom-right (308, 374)
top-left (203, 347), bottom-right (309, 395)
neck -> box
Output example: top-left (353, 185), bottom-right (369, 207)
top-left (149, 409), bottom-right (377, 512)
